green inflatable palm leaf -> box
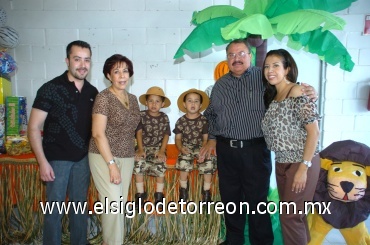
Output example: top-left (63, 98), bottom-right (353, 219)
top-left (270, 9), bottom-right (346, 34)
top-left (264, 0), bottom-right (301, 18)
top-left (265, 0), bottom-right (357, 18)
top-left (174, 0), bottom-right (356, 72)
top-left (285, 28), bottom-right (354, 71)
top-left (243, 0), bottom-right (274, 15)
top-left (298, 0), bottom-right (357, 13)
top-left (221, 14), bottom-right (274, 40)
top-left (191, 5), bottom-right (245, 25)
top-left (174, 16), bottom-right (238, 59)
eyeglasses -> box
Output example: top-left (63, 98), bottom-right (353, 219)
top-left (227, 51), bottom-right (250, 60)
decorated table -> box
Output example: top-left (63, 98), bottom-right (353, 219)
top-left (0, 145), bottom-right (222, 244)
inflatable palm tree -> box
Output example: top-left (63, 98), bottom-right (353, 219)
top-left (174, 0), bottom-right (356, 71)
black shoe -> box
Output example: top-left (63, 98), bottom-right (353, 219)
top-left (179, 187), bottom-right (189, 201)
top-left (135, 192), bottom-right (148, 209)
top-left (154, 192), bottom-right (164, 209)
top-left (202, 189), bottom-right (212, 202)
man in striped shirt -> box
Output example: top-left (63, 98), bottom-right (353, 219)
top-left (199, 39), bottom-right (315, 245)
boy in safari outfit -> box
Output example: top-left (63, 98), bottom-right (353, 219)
top-left (173, 88), bottom-right (216, 202)
top-left (134, 86), bottom-right (171, 207)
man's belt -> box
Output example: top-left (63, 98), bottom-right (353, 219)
top-left (217, 136), bottom-right (265, 148)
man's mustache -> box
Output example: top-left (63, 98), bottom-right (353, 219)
top-left (232, 61), bottom-right (243, 66)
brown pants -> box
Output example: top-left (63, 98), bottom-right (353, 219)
top-left (276, 155), bottom-right (320, 245)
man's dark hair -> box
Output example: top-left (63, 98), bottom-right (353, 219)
top-left (66, 40), bottom-right (92, 59)
top-left (226, 39), bottom-right (251, 53)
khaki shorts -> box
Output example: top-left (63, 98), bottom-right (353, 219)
top-left (176, 145), bottom-right (217, 174)
top-left (133, 146), bottom-right (167, 177)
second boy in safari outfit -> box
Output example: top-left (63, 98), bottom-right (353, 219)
top-left (134, 86), bottom-right (171, 207)
top-left (174, 88), bottom-right (216, 202)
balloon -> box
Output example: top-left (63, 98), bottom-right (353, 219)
top-left (0, 8), bottom-right (6, 27)
top-left (0, 51), bottom-right (17, 74)
top-left (0, 26), bottom-right (19, 49)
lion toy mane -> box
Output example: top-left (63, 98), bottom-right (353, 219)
top-left (308, 140), bottom-right (370, 245)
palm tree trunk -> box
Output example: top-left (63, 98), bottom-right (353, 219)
top-left (247, 35), bottom-right (267, 68)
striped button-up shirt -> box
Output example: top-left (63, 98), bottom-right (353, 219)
top-left (204, 66), bottom-right (266, 140)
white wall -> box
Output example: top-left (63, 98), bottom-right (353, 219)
top-left (1, 0), bottom-right (369, 147)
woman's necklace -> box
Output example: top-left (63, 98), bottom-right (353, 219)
top-left (110, 87), bottom-right (129, 107)
top-left (123, 96), bottom-right (129, 107)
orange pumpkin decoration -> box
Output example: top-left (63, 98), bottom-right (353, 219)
top-left (214, 60), bottom-right (229, 81)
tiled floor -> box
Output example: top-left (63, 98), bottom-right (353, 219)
top-left (322, 216), bottom-right (370, 244)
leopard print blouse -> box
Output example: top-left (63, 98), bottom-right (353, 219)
top-left (89, 88), bottom-right (140, 158)
top-left (261, 95), bottom-right (320, 163)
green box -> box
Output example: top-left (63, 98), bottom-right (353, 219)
top-left (6, 96), bottom-right (27, 136)
top-left (0, 76), bottom-right (12, 104)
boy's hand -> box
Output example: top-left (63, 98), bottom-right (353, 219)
top-left (199, 140), bottom-right (217, 162)
top-left (135, 149), bottom-right (146, 161)
top-left (156, 151), bottom-right (167, 162)
top-left (181, 147), bottom-right (190, 155)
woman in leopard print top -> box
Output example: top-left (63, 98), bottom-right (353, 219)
top-left (88, 54), bottom-right (140, 245)
top-left (261, 49), bottom-right (320, 245)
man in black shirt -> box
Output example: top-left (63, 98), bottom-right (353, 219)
top-left (28, 40), bottom-right (99, 245)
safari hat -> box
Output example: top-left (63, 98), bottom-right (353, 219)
top-left (139, 86), bottom-right (171, 108)
top-left (177, 88), bottom-right (210, 113)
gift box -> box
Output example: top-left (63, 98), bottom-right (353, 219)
top-left (5, 135), bottom-right (32, 156)
top-left (0, 76), bottom-right (12, 104)
top-left (6, 96), bottom-right (27, 136)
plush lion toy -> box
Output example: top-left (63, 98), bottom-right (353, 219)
top-left (308, 140), bottom-right (370, 245)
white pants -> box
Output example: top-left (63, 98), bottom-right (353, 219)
top-left (88, 153), bottom-right (134, 245)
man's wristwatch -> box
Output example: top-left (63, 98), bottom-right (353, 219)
top-left (108, 159), bottom-right (116, 165)
top-left (302, 160), bottom-right (312, 168)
